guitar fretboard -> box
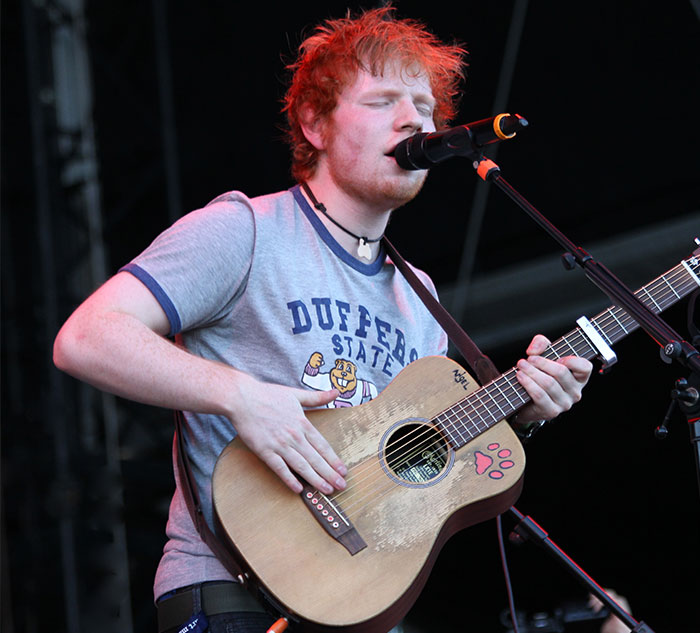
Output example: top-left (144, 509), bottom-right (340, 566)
top-left (436, 252), bottom-right (700, 449)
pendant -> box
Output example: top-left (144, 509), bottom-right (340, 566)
top-left (357, 238), bottom-right (372, 260)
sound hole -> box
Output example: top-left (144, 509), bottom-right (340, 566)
top-left (385, 423), bottom-right (449, 484)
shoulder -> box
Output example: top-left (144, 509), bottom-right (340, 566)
top-left (202, 189), bottom-right (295, 222)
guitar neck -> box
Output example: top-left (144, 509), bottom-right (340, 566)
top-left (437, 251), bottom-right (700, 449)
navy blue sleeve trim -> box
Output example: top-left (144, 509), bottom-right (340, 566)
top-left (291, 185), bottom-right (385, 276)
top-left (119, 263), bottom-right (182, 336)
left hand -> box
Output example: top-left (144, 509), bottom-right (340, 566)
top-left (514, 334), bottom-right (593, 425)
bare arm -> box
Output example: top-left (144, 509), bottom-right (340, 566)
top-left (53, 271), bottom-right (347, 494)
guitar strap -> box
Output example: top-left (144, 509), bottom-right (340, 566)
top-left (174, 410), bottom-right (248, 581)
top-left (172, 237), bottom-right (505, 604)
top-left (381, 236), bottom-right (502, 385)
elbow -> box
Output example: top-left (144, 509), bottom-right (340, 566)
top-left (53, 324), bottom-right (74, 374)
top-left (53, 319), bottom-right (88, 377)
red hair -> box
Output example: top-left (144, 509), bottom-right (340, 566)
top-left (283, 6), bottom-right (468, 182)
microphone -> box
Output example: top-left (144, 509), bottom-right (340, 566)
top-left (393, 113), bottom-right (528, 170)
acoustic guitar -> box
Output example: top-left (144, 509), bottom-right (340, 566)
top-left (212, 246), bottom-right (700, 632)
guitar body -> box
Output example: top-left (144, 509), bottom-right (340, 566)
top-left (213, 356), bottom-right (525, 632)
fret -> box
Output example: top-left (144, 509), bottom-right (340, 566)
top-left (608, 308), bottom-right (629, 335)
top-left (474, 387), bottom-right (503, 422)
top-left (489, 381), bottom-right (510, 418)
top-left (593, 312), bottom-right (620, 347)
top-left (571, 331), bottom-right (598, 359)
top-left (444, 410), bottom-right (468, 443)
top-left (574, 332), bottom-right (594, 356)
top-left (563, 336), bottom-right (578, 356)
top-left (436, 412), bottom-right (467, 447)
top-left (598, 320), bottom-right (613, 344)
top-left (464, 394), bottom-right (490, 429)
top-left (642, 287), bottom-right (662, 312)
top-left (507, 371), bottom-right (529, 404)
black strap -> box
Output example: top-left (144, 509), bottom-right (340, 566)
top-left (382, 236), bottom-right (501, 385)
top-left (174, 411), bottom-right (247, 581)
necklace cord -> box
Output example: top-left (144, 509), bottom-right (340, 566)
top-left (300, 182), bottom-right (383, 246)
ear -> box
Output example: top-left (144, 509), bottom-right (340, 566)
top-left (299, 104), bottom-right (327, 151)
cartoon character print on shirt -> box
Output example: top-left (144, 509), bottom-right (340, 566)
top-left (302, 352), bottom-right (378, 408)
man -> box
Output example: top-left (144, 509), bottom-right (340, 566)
top-left (53, 6), bottom-right (592, 633)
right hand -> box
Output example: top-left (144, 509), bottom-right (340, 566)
top-left (228, 374), bottom-right (346, 495)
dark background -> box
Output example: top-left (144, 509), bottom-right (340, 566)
top-left (2, 1), bottom-right (700, 632)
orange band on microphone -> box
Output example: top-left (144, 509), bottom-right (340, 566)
top-left (494, 113), bottom-right (517, 140)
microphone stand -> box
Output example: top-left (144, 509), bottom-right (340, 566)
top-left (463, 152), bottom-right (700, 633)
top-left (472, 155), bottom-right (700, 497)
top-left (506, 507), bottom-right (651, 633)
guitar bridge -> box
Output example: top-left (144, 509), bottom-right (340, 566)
top-left (300, 484), bottom-right (367, 556)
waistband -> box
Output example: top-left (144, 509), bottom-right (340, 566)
top-left (157, 581), bottom-right (265, 633)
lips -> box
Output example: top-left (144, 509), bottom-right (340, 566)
top-left (385, 142), bottom-right (403, 157)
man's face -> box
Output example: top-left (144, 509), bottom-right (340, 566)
top-left (319, 62), bottom-right (436, 211)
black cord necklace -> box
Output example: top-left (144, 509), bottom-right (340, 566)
top-left (301, 182), bottom-right (383, 260)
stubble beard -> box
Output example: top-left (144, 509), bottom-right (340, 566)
top-left (334, 163), bottom-right (429, 213)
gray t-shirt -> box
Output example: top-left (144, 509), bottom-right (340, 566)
top-left (123, 185), bottom-right (448, 600)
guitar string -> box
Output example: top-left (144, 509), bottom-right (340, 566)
top-left (315, 261), bottom-right (699, 518)
top-left (323, 261), bottom-right (697, 517)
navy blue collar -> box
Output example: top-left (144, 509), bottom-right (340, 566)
top-left (291, 184), bottom-right (385, 276)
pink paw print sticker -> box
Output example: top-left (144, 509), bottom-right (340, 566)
top-left (474, 443), bottom-right (515, 479)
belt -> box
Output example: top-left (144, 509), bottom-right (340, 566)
top-left (157, 581), bottom-right (266, 633)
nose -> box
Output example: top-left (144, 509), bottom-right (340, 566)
top-left (395, 98), bottom-right (424, 134)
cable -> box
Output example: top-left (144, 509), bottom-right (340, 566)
top-left (497, 514), bottom-right (520, 633)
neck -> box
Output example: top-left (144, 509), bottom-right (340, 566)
top-left (301, 176), bottom-right (392, 261)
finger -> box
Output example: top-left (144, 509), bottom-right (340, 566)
top-left (526, 334), bottom-right (551, 356)
top-left (295, 388), bottom-right (348, 479)
top-left (516, 365), bottom-right (562, 419)
top-left (296, 387), bottom-right (340, 408)
top-left (301, 422), bottom-right (348, 480)
top-left (262, 438), bottom-right (339, 496)
top-left (516, 359), bottom-right (581, 419)
top-left (262, 451), bottom-right (306, 494)
top-left (525, 355), bottom-right (588, 395)
top-left (301, 431), bottom-right (348, 492)
top-left (280, 437), bottom-right (345, 494)
top-left (588, 593), bottom-right (604, 612)
top-left (559, 355), bottom-right (594, 384)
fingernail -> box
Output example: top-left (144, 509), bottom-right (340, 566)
top-left (335, 477), bottom-right (346, 490)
